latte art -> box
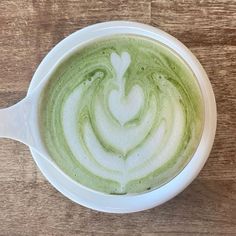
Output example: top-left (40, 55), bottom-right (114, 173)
top-left (39, 35), bottom-right (204, 194)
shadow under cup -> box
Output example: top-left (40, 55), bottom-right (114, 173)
top-left (29, 21), bottom-right (216, 213)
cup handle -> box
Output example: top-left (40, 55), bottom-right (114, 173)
top-left (0, 97), bottom-right (37, 147)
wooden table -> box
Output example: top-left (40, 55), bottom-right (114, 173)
top-left (0, 0), bottom-right (235, 235)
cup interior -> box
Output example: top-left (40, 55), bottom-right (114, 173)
top-left (28, 21), bottom-right (216, 213)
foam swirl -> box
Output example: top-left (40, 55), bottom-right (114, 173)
top-left (39, 35), bottom-right (204, 194)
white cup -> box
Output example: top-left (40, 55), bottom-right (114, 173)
top-left (2, 21), bottom-right (217, 213)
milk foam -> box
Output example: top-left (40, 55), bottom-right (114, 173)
top-left (39, 35), bottom-right (204, 194)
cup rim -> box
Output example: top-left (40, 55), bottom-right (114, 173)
top-left (28, 21), bottom-right (217, 213)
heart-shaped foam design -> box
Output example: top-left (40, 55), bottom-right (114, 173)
top-left (110, 52), bottom-right (130, 79)
top-left (108, 85), bottom-right (144, 125)
top-left (109, 52), bottom-right (144, 125)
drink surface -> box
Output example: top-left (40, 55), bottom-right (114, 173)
top-left (39, 35), bottom-right (204, 194)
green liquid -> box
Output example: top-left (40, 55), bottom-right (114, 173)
top-left (39, 35), bottom-right (204, 194)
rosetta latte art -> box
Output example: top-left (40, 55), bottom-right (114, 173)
top-left (39, 35), bottom-right (204, 194)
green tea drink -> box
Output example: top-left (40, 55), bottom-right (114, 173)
top-left (39, 35), bottom-right (204, 194)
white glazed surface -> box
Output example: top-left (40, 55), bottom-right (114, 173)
top-left (28, 21), bottom-right (217, 213)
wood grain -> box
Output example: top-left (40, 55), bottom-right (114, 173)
top-left (0, 0), bottom-right (236, 235)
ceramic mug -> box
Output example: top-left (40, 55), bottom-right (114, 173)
top-left (0, 21), bottom-right (217, 213)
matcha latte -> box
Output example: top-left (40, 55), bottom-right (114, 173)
top-left (39, 35), bottom-right (204, 194)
